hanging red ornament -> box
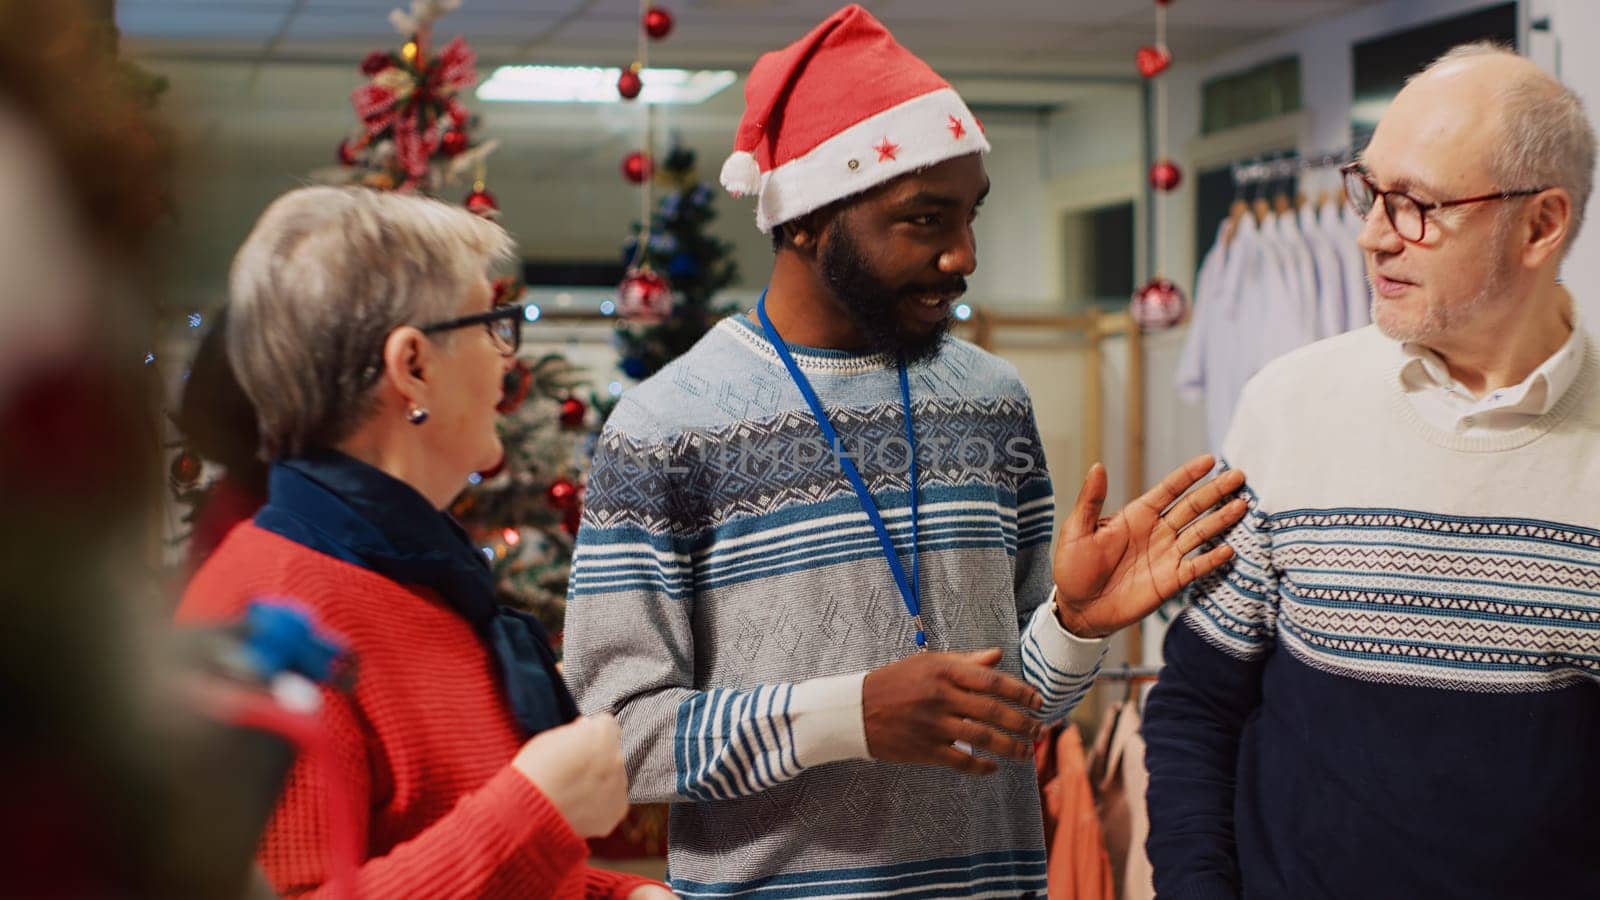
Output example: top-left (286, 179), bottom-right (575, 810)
top-left (1150, 159), bottom-right (1183, 191)
top-left (476, 454), bottom-right (506, 480)
top-left (465, 186), bottom-right (500, 218)
top-left (337, 139), bottom-right (360, 166)
top-left (1155, 0), bottom-right (1172, 5)
top-left (643, 5), bottom-right (674, 40)
top-left (1136, 45), bottom-right (1172, 78)
top-left (617, 66), bottom-right (643, 101)
top-left (171, 451), bottom-right (203, 486)
top-left (559, 396), bottom-right (588, 428)
top-left (1131, 277), bottom-right (1189, 332)
top-left (617, 267), bottom-right (674, 324)
top-left (546, 476), bottom-right (579, 511)
top-left (622, 151), bottom-right (653, 184)
top-left (562, 501), bottom-right (583, 536)
top-left (497, 360), bottom-right (533, 414)
top-left (441, 129), bottom-right (469, 157)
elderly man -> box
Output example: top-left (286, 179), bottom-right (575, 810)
top-left (564, 4), bottom-right (1247, 897)
top-left (1143, 43), bottom-right (1600, 899)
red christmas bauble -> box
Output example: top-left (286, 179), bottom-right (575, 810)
top-left (337, 139), bottom-right (360, 166)
top-left (617, 267), bottom-right (674, 325)
top-left (562, 502), bottom-right (582, 536)
top-left (1131, 277), bottom-right (1189, 331)
top-left (360, 50), bottom-right (395, 76)
top-left (559, 397), bottom-right (588, 428)
top-left (171, 451), bottom-right (203, 486)
top-left (546, 477), bottom-right (579, 511)
top-left (643, 6), bottom-right (674, 40)
top-left (497, 360), bottom-right (533, 414)
top-left (1150, 159), bottom-right (1183, 192)
top-left (617, 68), bottom-right (643, 100)
top-left (622, 151), bottom-right (653, 184)
top-left (441, 129), bottom-right (469, 157)
top-left (450, 105), bottom-right (471, 127)
top-left (476, 454), bottom-right (506, 480)
top-left (465, 187), bottom-right (500, 218)
top-left (1136, 45), bottom-right (1172, 78)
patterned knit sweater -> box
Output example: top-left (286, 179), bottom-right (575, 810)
top-left (565, 316), bottom-right (1108, 898)
top-left (1143, 325), bottom-right (1600, 899)
top-left (179, 523), bottom-right (653, 900)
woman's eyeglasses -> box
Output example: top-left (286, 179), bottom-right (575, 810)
top-left (419, 304), bottom-right (529, 356)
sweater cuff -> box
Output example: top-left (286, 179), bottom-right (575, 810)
top-left (1028, 587), bottom-right (1110, 673)
top-left (788, 671), bottom-right (870, 766)
top-left (485, 765), bottom-right (590, 884)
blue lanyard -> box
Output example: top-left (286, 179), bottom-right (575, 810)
top-left (756, 288), bottom-right (926, 650)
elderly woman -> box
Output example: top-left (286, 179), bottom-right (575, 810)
top-left (179, 187), bottom-right (669, 899)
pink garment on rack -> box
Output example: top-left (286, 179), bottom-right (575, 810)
top-left (1089, 701), bottom-right (1154, 900)
top-left (1037, 723), bottom-right (1115, 900)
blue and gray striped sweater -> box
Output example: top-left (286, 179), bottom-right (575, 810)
top-left (565, 315), bottom-right (1107, 897)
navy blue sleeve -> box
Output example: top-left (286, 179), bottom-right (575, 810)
top-left (1142, 486), bottom-right (1276, 900)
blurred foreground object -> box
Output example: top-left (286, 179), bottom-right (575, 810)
top-left (0, 1), bottom-right (285, 895)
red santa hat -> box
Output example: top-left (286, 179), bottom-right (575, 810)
top-left (719, 4), bottom-right (989, 233)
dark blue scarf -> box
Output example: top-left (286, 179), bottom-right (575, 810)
top-left (254, 449), bottom-right (577, 738)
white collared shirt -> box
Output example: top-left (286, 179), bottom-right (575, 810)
top-left (1398, 320), bottom-right (1587, 436)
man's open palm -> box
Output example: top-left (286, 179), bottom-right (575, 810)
top-left (1051, 455), bottom-right (1247, 638)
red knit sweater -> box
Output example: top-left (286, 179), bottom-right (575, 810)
top-left (178, 522), bottom-right (654, 899)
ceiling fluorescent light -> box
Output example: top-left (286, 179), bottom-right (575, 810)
top-left (478, 65), bottom-right (737, 104)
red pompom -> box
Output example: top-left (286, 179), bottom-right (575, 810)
top-left (337, 139), bottom-right (360, 166)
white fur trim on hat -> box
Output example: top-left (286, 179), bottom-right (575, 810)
top-left (755, 88), bottom-right (989, 233)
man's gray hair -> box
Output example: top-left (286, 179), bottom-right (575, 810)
top-left (227, 186), bottom-right (515, 458)
top-left (1417, 41), bottom-right (1597, 251)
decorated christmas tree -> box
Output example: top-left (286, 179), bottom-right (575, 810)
top-left (615, 143), bottom-right (740, 381)
top-left (315, 0), bottom-right (500, 212)
top-left (449, 310), bottom-right (611, 634)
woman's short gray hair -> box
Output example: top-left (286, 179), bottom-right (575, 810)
top-left (227, 186), bottom-right (515, 458)
top-left (1419, 42), bottom-right (1597, 252)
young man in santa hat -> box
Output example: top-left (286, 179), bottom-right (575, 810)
top-left (564, 5), bottom-right (1246, 895)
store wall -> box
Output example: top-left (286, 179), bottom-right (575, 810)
top-left (1158, 0), bottom-right (1509, 294)
top-left (1528, 0), bottom-right (1600, 326)
top-left (143, 58), bottom-right (1065, 315)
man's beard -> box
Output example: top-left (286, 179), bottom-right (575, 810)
top-left (818, 220), bottom-right (962, 366)
top-left (1372, 214), bottom-right (1515, 344)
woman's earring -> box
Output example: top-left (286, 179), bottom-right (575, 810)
top-left (406, 406), bottom-right (430, 426)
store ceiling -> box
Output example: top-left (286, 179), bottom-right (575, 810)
top-left (121, 0), bottom-right (1386, 77)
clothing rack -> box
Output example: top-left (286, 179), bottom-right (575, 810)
top-left (1096, 663), bottom-right (1162, 681)
top-left (1231, 148), bottom-right (1355, 188)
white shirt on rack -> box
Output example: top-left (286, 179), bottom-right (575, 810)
top-left (1334, 201), bottom-right (1372, 329)
top-left (1272, 211), bottom-right (1321, 346)
top-left (1397, 318), bottom-right (1586, 436)
top-left (1300, 203), bottom-right (1348, 338)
